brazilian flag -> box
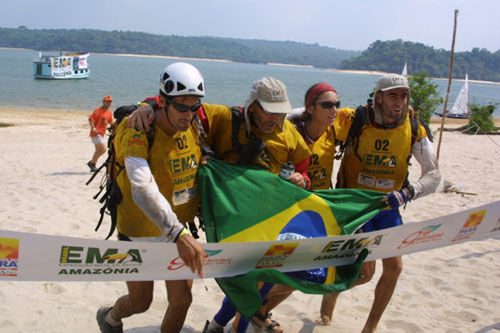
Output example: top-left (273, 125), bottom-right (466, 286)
top-left (199, 159), bottom-right (385, 318)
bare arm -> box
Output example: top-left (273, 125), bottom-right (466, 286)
top-left (126, 104), bottom-right (155, 132)
top-left (88, 119), bottom-right (97, 134)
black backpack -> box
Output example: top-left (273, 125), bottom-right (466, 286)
top-left (86, 104), bottom-right (155, 239)
top-left (334, 99), bottom-right (433, 191)
top-left (219, 106), bottom-right (266, 165)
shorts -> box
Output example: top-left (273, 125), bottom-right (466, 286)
top-left (361, 208), bottom-right (403, 232)
top-left (91, 135), bottom-right (105, 144)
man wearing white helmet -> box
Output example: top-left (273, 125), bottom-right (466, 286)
top-left (128, 76), bottom-right (312, 333)
top-left (319, 74), bottom-right (441, 332)
top-left (130, 76), bottom-right (312, 187)
top-left (96, 62), bottom-right (206, 333)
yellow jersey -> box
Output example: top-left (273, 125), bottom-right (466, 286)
top-left (335, 107), bottom-right (427, 193)
top-left (202, 103), bottom-right (311, 175)
top-left (114, 119), bottom-right (201, 237)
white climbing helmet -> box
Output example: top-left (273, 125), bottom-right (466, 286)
top-left (159, 62), bottom-right (205, 97)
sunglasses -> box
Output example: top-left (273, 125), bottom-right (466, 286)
top-left (316, 101), bottom-right (341, 109)
top-left (254, 100), bottom-right (281, 116)
top-left (168, 98), bottom-right (202, 113)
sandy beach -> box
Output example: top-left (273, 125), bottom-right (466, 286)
top-left (0, 107), bottom-right (499, 332)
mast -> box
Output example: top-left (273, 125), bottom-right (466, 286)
top-left (436, 9), bottom-right (459, 160)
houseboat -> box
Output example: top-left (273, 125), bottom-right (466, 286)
top-left (33, 51), bottom-right (90, 79)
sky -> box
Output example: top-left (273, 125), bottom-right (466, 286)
top-left (2, 0), bottom-right (499, 52)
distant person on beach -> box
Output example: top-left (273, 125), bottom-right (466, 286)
top-left (319, 74), bottom-right (441, 332)
top-left (87, 95), bottom-right (113, 172)
top-left (96, 62), bottom-right (206, 333)
top-left (127, 76), bottom-right (312, 333)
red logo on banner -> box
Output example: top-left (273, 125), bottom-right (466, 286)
top-left (397, 225), bottom-right (444, 250)
top-left (451, 210), bottom-right (486, 242)
top-left (255, 242), bottom-right (299, 269)
top-left (0, 237), bottom-right (19, 277)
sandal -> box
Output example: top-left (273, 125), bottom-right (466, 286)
top-left (251, 312), bottom-right (282, 333)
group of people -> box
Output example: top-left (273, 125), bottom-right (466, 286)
top-left (90, 62), bottom-right (440, 333)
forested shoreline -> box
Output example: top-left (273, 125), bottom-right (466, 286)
top-left (1, 27), bottom-right (499, 82)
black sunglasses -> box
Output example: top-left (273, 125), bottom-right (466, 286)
top-left (316, 101), bottom-right (341, 109)
top-left (168, 98), bottom-right (202, 113)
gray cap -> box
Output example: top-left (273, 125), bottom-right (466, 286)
top-left (244, 77), bottom-right (292, 114)
top-left (375, 74), bottom-right (409, 92)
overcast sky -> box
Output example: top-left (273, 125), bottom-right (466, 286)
top-left (2, 0), bottom-right (499, 52)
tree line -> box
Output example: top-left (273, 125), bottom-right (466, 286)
top-left (341, 39), bottom-right (500, 82)
top-left (1, 27), bottom-right (499, 82)
top-left (0, 27), bottom-right (358, 69)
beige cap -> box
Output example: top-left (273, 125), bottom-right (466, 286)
top-left (375, 74), bottom-right (409, 93)
top-left (244, 77), bottom-right (292, 114)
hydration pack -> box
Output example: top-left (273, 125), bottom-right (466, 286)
top-left (219, 106), bottom-right (266, 165)
top-left (86, 103), bottom-right (155, 239)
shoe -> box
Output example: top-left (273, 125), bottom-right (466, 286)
top-left (96, 307), bottom-right (123, 333)
top-left (251, 313), bottom-right (282, 333)
top-left (87, 161), bottom-right (97, 172)
top-left (202, 320), bottom-right (224, 333)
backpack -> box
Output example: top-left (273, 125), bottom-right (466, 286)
top-left (334, 101), bottom-right (432, 191)
top-left (86, 103), bottom-right (155, 239)
top-left (219, 106), bottom-right (266, 165)
top-left (335, 103), bottom-right (432, 162)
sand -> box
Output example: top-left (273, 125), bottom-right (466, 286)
top-left (0, 107), bottom-right (499, 332)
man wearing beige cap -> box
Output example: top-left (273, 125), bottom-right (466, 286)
top-left (129, 76), bottom-right (312, 188)
top-left (319, 73), bottom-right (441, 332)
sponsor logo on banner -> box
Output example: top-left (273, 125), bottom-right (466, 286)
top-left (314, 235), bottom-right (383, 261)
top-left (397, 224), bottom-right (444, 249)
top-left (451, 210), bottom-right (486, 242)
top-left (0, 237), bottom-right (19, 277)
top-left (58, 245), bottom-right (143, 275)
top-left (255, 242), bottom-right (299, 269)
top-left (167, 249), bottom-right (232, 271)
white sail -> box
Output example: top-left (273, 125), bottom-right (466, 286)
top-left (449, 74), bottom-right (469, 117)
top-left (401, 62), bottom-right (408, 77)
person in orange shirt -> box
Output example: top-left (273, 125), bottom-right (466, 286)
top-left (88, 95), bottom-right (114, 171)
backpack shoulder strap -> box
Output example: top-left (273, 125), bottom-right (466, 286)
top-left (230, 106), bottom-right (244, 150)
top-left (335, 105), bottom-right (370, 160)
top-left (410, 117), bottom-right (419, 147)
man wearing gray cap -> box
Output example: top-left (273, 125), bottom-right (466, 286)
top-left (318, 73), bottom-right (441, 332)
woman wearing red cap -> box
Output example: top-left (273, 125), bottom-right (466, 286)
top-left (244, 83), bottom-right (341, 332)
top-left (87, 95), bottom-right (114, 172)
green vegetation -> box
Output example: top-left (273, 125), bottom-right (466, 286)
top-left (0, 122), bottom-right (14, 128)
top-left (408, 73), bottom-right (444, 124)
top-left (341, 39), bottom-right (500, 82)
top-left (463, 104), bottom-right (498, 134)
top-left (0, 27), bottom-right (358, 69)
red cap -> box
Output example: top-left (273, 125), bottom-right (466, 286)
top-left (305, 83), bottom-right (337, 109)
top-left (103, 95), bottom-right (113, 102)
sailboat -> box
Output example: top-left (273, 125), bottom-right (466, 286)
top-left (445, 74), bottom-right (469, 119)
top-left (401, 62), bottom-right (408, 77)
